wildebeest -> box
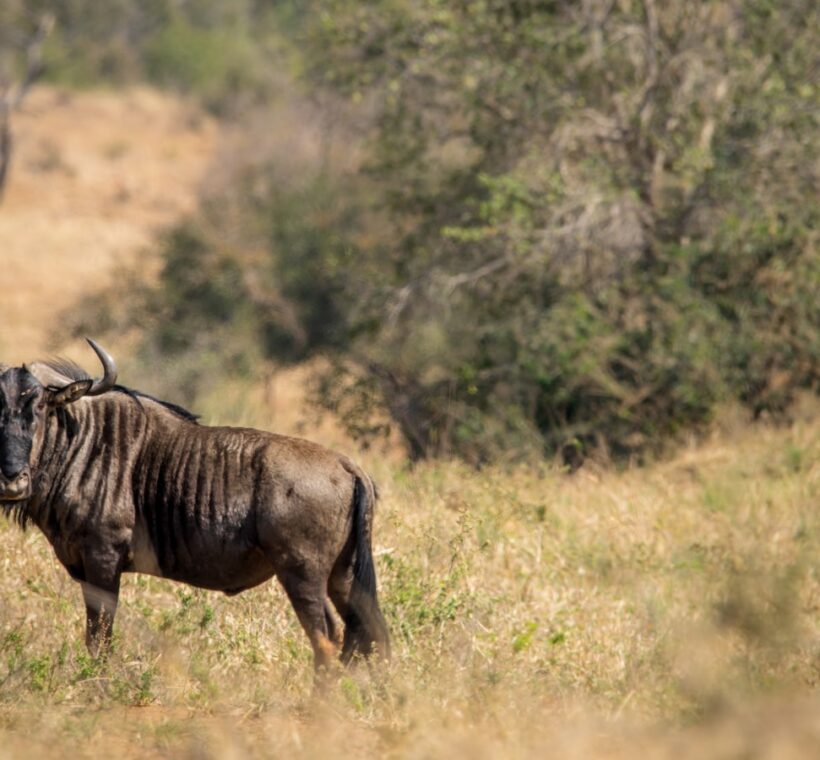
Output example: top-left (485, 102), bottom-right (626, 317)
top-left (0, 340), bottom-right (390, 671)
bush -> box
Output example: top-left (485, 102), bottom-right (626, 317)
top-left (293, 0), bottom-right (819, 463)
top-left (86, 169), bottom-right (364, 406)
top-left (83, 0), bottom-right (819, 464)
top-left (143, 21), bottom-right (262, 112)
top-left (11, 0), bottom-right (285, 108)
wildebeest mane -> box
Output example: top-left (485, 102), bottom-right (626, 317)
top-left (112, 385), bottom-right (199, 422)
top-left (37, 358), bottom-right (199, 423)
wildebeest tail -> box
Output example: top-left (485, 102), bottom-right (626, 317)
top-left (341, 475), bottom-right (391, 662)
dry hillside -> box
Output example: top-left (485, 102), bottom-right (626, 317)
top-left (0, 85), bottom-right (217, 361)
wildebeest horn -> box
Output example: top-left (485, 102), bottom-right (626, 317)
top-left (85, 339), bottom-right (117, 396)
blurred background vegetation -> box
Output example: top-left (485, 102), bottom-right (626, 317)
top-left (1, 6), bottom-right (819, 755)
top-left (3, 0), bottom-right (817, 465)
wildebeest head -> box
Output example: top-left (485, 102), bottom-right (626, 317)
top-left (0, 339), bottom-right (116, 502)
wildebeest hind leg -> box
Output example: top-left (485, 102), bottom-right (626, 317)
top-left (328, 563), bottom-right (390, 664)
top-left (324, 598), bottom-right (342, 647)
top-left (277, 569), bottom-right (339, 674)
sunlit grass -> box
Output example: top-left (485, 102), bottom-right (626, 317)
top-left (0, 398), bottom-right (818, 757)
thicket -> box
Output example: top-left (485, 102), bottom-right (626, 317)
top-left (1, 0), bottom-right (302, 112)
top-left (75, 0), bottom-right (819, 463)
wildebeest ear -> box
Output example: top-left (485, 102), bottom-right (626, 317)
top-left (47, 379), bottom-right (93, 406)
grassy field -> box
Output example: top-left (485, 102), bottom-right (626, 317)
top-left (0, 395), bottom-right (817, 758)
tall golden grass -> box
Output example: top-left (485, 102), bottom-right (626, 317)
top-left (0, 390), bottom-right (817, 758)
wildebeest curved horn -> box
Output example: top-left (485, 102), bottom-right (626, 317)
top-left (85, 339), bottom-right (117, 396)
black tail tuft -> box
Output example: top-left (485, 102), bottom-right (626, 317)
top-left (342, 476), bottom-right (390, 663)
top-left (352, 478), bottom-right (377, 601)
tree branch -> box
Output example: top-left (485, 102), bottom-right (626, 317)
top-left (0, 13), bottom-right (54, 202)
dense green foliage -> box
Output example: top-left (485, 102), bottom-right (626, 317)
top-left (67, 0), bottom-right (818, 462)
top-left (296, 0), bottom-right (819, 461)
top-left (1, 0), bottom-right (301, 111)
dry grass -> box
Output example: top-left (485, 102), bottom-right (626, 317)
top-left (0, 396), bottom-right (817, 758)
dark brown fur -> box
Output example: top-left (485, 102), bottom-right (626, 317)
top-left (0, 352), bottom-right (390, 671)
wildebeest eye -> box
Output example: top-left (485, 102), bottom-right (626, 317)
top-left (19, 389), bottom-right (41, 418)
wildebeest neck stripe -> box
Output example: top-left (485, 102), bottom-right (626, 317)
top-left (2, 347), bottom-right (390, 669)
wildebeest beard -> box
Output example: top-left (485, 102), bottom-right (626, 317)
top-left (0, 340), bottom-right (391, 673)
top-left (2, 498), bottom-right (30, 529)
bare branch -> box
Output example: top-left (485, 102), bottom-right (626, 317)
top-left (10, 15), bottom-right (53, 108)
top-left (0, 13), bottom-right (54, 202)
top-left (0, 116), bottom-right (9, 199)
top-left (443, 256), bottom-right (509, 296)
top-left (633, 0), bottom-right (661, 141)
top-left (386, 283), bottom-right (414, 327)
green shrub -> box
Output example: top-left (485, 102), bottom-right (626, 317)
top-left (143, 21), bottom-right (261, 111)
top-left (7, 0), bottom-right (286, 107)
top-left (79, 0), bottom-right (819, 464)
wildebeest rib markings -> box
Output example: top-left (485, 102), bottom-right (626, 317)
top-left (0, 340), bottom-right (389, 673)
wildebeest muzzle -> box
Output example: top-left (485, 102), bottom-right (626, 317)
top-left (0, 467), bottom-right (31, 501)
top-left (0, 436), bottom-right (33, 502)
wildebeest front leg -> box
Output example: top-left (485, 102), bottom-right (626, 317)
top-left (81, 565), bottom-right (121, 657)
